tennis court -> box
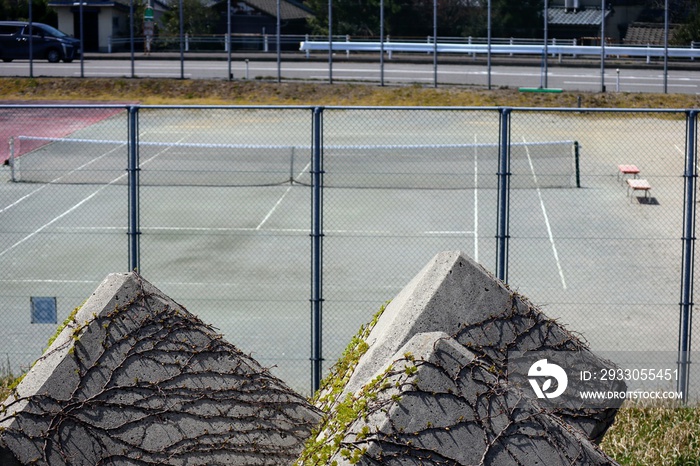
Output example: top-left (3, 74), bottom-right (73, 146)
top-left (0, 105), bottom-right (697, 397)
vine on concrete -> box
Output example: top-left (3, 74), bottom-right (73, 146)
top-left (0, 273), bottom-right (321, 466)
top-left (298, 290), bottom-right (618, 465)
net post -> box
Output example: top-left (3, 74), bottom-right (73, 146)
top-left (574, 140), bottom-right (581, 188)
top-left (289, 146), bottom-right (295, 185)
top-left (9, 136), bottom-right (16, 182)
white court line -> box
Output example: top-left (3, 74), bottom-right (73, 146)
top-left (0, 185), bottom-right (48, 214)
top-left (56, 225), bottom-right (473, 235)
top-left (0, 180), bottom-right (116, 258)
top-left (0, 278), bottom-right (243, 287)
top-left (523, 137), bottom-right (567, 290)
top-left (425, 230), bottom-right (474, 235)
top-left (256, 161), bottom-right (311, 230)
top-left (0, 142), bottom-right (125, 214)
top-left (0, 137), bottom-right (185, 259)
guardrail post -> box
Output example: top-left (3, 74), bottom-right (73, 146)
top-left (127, 106), bottom-right (140, 272)
top-left (496, 108), bottom-right (511, 282)
top-left (310, 106), bottom-right (324, 394)
top-left (678, 109), bottom-right (697, 402)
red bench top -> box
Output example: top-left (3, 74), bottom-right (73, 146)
top-left (618, 164), bottom-right (640, 174)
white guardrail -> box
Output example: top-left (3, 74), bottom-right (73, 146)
top-left (299, 41), bottom-right (700, 60)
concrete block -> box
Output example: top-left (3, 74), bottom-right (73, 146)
top-left (336, 251), bottom-right (624, 444)
top-left (325, 332), bottom-right (618, 465)
top-left (0, 272), bottom-right (321, 466)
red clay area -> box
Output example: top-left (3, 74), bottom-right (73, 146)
top-left (0, 101), bottom-right (128, 165)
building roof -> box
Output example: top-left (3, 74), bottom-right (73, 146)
top-left (624, 22), bottom-right (677, 45)
top-left (48, 0), bottom-right (121, 7)
top-left (48, 0), bottom-right (167, 10)
top-left (48, 0), bottom-right (311, 19)
top-left (548, 6), bottom-right (611, 26)
top-left (241, 0), bottom-right (312, 20)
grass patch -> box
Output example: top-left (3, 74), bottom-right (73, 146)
top-left (0, 361), bottom-right (22, 402)
top-left (601, 399), bottom-right (700, 465)
top-left (2, 77), bottom-right (700, 108)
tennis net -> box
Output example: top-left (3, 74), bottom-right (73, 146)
top-left (8, 136), bottom-right (579, 189)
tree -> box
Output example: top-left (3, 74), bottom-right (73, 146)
top-left (161, 0), bottom-right (218, 36)
top-left (304, 0), bottom-right (409, 36)
top-left (641, 0), bottom-right (700, 46)
top-left (302, 0), bottom-right (542, 39)
top-left (491, 0), bottom-right (543, 38)
top-left (0, 0), bottom-right (57, 25)
top-left (672, 9), bottom-right (700, 44)
top-left (303, 0), bottom-right (489, 38)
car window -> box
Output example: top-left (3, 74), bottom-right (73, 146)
top-left (34, 24), bottom-right (68, 38)
top-left (21, 25), bottom-right (46, 38)
top-left (0, 25), bottom-right (21, 35)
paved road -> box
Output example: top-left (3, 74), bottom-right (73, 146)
top-left (1, 54), bottom-right (699, 94)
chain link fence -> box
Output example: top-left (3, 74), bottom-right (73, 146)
top-left (0, 104), bottom-right (697, 398)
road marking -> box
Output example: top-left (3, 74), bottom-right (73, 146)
top-left (564, 80), bottom-right (697, 88)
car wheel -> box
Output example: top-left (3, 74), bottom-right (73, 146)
top-left (46, 49), bottom-right (61, 63)
top-left (2, 58), bottom-right (12, 62)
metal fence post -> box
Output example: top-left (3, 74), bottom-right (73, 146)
top-left (678, 109), bottom-right (697, 401)
top-left (496, 108), bottom-right (511, 283)
top-left (310, 107), bottom-right (324, 394)
top-left (127, 106), bottom-right (141, 272)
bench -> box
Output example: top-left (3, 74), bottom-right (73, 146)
top-left (618, 164), bottom-right (640, 182)
top-left (627, 179), bottom-right (651, 199)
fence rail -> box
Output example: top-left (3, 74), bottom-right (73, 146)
top-left (0, 104), bottom-right (697, 399)
top-left (299, 39), bottom-right (700, 60)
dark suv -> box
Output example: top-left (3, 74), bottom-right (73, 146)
top-left (0, 21), bottom-right (80, 63)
